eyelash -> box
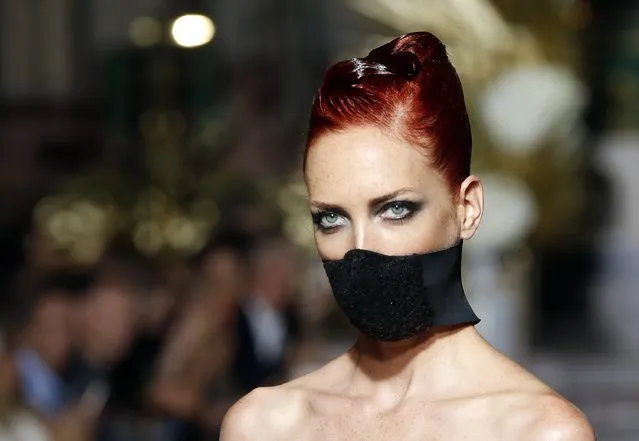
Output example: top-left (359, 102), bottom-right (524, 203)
top-left (311, 200), bottom-right (421, 233)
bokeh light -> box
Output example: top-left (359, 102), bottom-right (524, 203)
top-left (129, 16), bottom-right (163, 47)
top-left (170, 14), bottom-right (215, 48)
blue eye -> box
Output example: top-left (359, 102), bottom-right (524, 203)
top-left (385, 204), bottom-right (409, 218)
top-left (380, 201), bottom-right (417, 220)
top-left (312, 211), bottom-right (347, 232)
top-left (321, 213), bottom-right (341, 227)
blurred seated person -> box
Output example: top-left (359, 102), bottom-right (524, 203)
top-left (63, 267), bottom-right (138, 408)
top-left (233, 237), bottom-right (302, 393)
top-left (97, 254), bottom-right (182, 441)
top-left (149, 232), bottom-right (250, 441)
top-left (101, 254), bottom-right (176, 403)
top-left (6, 273), bottom-right (101, 441)
top-left (11, 284), bottom-right (72, 417)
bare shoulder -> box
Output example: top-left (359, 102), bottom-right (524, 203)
top-left (219, 354), bottom-right (351, 440)
top-left (475, 351), bottom-right (595, 441)
top-left (220, 385), bottom-right (307, 441)
top-left (502, 392), bottom-right (595, 441)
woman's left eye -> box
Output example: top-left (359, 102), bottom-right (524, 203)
top-left (380, 202), bottom-right (414, 220)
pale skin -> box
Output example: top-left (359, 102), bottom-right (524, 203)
top-left (220, 126), bottom-right (595, 441)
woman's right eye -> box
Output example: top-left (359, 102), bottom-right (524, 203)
top-left (312, 211), bottom-right (347, 232)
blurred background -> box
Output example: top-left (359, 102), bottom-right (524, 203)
top-left (0, 0), bottom-right (637, 439)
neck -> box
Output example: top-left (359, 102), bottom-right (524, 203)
top-left (347, 325), bottom-right (487, 409)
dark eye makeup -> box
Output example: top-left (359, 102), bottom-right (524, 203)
top-left (311, 199), bottom-right (423, 234)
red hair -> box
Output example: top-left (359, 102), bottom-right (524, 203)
top-left (305, 32), bottom-right (472, 192)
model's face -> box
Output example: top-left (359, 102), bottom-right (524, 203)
top-left (305, 126), bottom-right (483, 260)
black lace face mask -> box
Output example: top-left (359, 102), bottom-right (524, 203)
top-left (322, 242), bottom-right (479, 341)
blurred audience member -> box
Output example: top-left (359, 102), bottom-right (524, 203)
top-left (99, 254), bottom-right (179, 441)
top-left (150, 232), bottom-right (250, 441)
top-left (63, 275), bottom-right (137, 408)
top-left (3, 273), bottom-right (101, 441)
top-left (232, 237), bottom-right (302, 393)
top-left (12, 286), bottom-right (72, 417)
top-left (0, 224), bottom-right (306, 441)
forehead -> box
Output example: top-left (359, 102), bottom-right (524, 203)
top-left (305, 126), bottom-right (439, 200)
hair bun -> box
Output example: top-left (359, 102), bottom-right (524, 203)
top-left (366, 48), bottom-right (421, 79)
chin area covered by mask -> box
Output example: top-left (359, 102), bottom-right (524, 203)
top-left (322, 241), bottom-right (479, 341)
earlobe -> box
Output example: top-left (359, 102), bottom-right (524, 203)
top-left (458, 176), bottom-right (483, 240)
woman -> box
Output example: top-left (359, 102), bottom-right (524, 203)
top-left (221, 32), bottom-right (595, 440)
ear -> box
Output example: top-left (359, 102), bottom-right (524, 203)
top-left (457, 175), bottom-right (483, 240)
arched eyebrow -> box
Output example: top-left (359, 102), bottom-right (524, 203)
top-left (310, 187), bottom-right (418, 213)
